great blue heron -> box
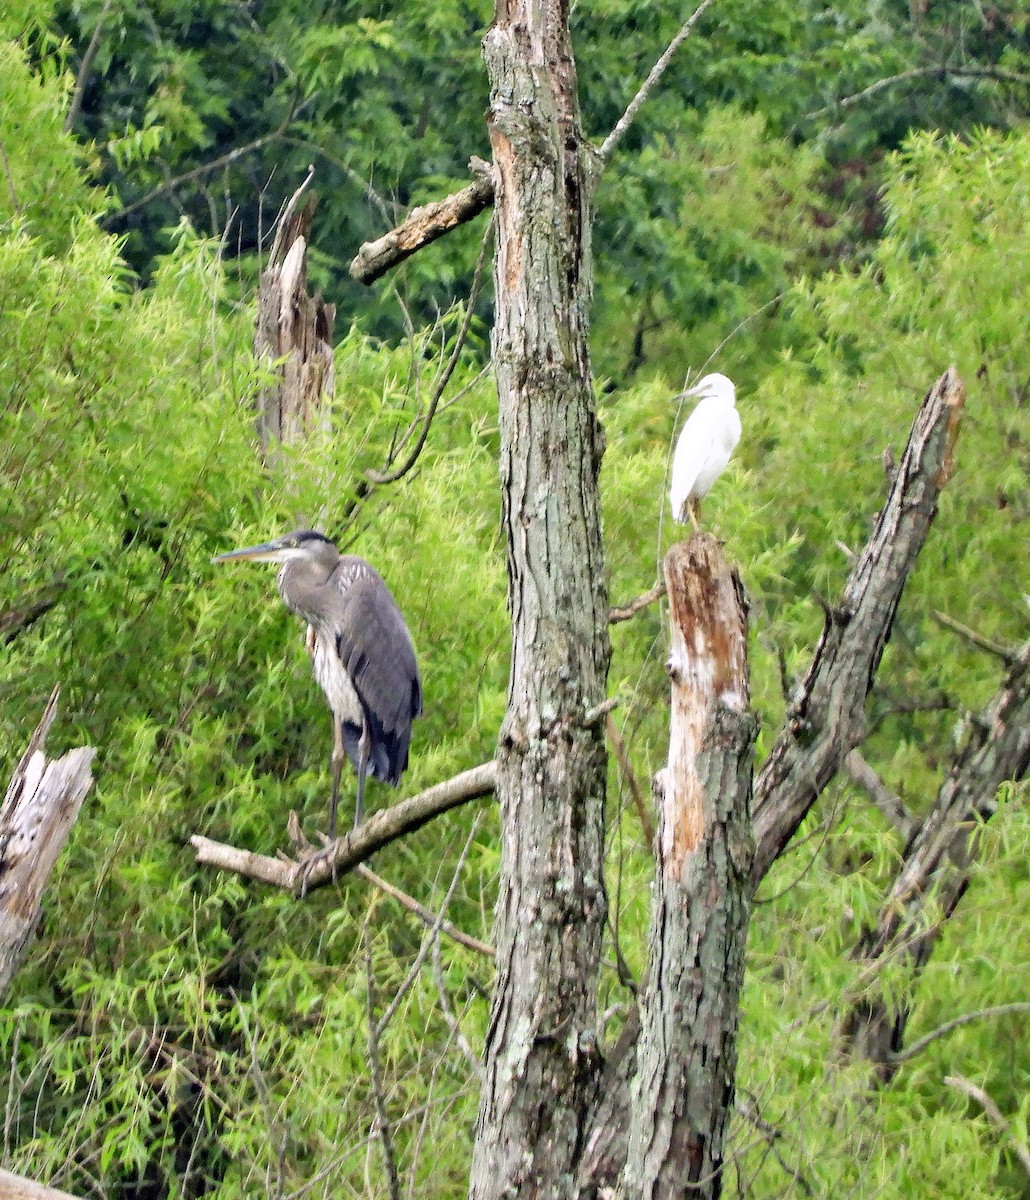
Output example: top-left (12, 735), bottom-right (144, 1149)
top-left (669, 372), bottom-right (741, 531)
top-left (213, 529), bottom-right (422, 836)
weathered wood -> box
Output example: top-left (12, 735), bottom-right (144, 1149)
top-left (191, 760), bottom-right (497, 894)
top-left (842, 638), bottom-right (1030, 1078)
top-left (0, 1166), bottom-right (86, 1200)
top-left (0, 689), bottom-right (95, 997)
top-left (349, 167), bottom-right (495, 286)
top-left (752, 368), bottom-right (965, 883)
top-left (622, 535), bottom-right (756, 1200)
top-left (468, 2), bottom-right (611, 1197)
top-left (255, 191), bottom-right (336, 457)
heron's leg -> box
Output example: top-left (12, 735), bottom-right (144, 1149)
top-left (328, 716), bottom-right (345, 839)
top-left (354, 725), bottom-right (372, 828)
top-left (688, 499), bottom-right (702, 533)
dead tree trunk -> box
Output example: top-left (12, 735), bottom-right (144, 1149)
top-left (468, 3), bottom-right (610, 1198)
top-left (0, 689), bottom-right (94, 997)
top-left (255, 192), bottom-right (336, 458)
top-left (623, 536), bottom-right (756, 1200)
top-left (842, 639), bottom-right (1030, 1078)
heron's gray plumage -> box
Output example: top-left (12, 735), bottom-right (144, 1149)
top-left (213, 528), bottom-right (421, 833)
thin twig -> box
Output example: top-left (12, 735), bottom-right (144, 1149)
top-left (932, 609), bottom-right (1017, 665)
top-left (889, 1002), bottom-right (1030, 1065)
top-left (64, 0), bottom-right (114, 133)
top-left (609, 579), bottom-right (666, 624)
top-left (605, 714), bottom-right (654, 845)
top-left (844, 750), bottom-right (915, 840)
top-left (374, 814), bottom-right (483, 1039)
top-left (355, 863), bottom-right (494, 958)
top-left (364, 932), bottom-right (402, 1200)
top-left (432, 934), bottom-right (485, 1081)
top-left (365, 218), bottom-right (493, 485)
top-left (944, 1074), bottom-right (1030, 1180)
top-left (806, 65), bottom-right (1030, 120)
top-left (598, 0), bottom-right (719, 167)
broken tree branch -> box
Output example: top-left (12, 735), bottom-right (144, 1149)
top-left (349, 160), bottom-right (495, 286)
top-left (1, 688), bottom-right (95, 997)
top-left (622, 534), bottom-right (756, 1199)
top-left (752, 368), bottom-right (966, 884)
top-left (841, 638), bottom-right (1030, 1078)
top-left (190, 760), bottom-right (497, 895)
top-left (608, 578), bottom-right (666, 624)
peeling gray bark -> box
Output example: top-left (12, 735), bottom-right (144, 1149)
top-left (752, 368), bottom-right (965, 884)
top-left (468, 2), bottom-right (610, 1197)
top-left (622, 537), bottom-right (756, 1200)
top-left (842, 640), bottom-right (1030, 1079)
top-left (0, 689), bottom-right (94, 997)
top-left (255, 197), bottom-right (336, 457)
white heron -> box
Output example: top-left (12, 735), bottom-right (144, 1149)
top-left (669, 372), bottom-right (740, 531)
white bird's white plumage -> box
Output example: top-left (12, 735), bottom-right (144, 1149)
top-left (669, 372), bottom-right (740, 527)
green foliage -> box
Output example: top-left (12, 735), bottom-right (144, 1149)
top-left (1, 8), bottom-right (1028, 1199)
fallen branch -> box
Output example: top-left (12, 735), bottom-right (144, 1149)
top-left (349, 161), bottom-right (495, 286)
top-left (1, 688), bottom-right (95, 997)
top-left (752, 368), bottom-right (965, 884)
top-left (190, 760), bottom-right (497, 895)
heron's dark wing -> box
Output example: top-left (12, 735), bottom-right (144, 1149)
top-left (329, 560), bottom-right (422, 785)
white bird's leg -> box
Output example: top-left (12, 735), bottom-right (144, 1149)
top-left (688, 499), bottom-right (702, 533)
top-left (354, 725), bottom-right (372, 828)
top-left (327, 715), bottom-right (345, 839)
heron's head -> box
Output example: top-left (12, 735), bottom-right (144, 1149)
top-left (678, 372), bottom-right (736, 405)
top-left (212, 529), bottom-right (338, 567)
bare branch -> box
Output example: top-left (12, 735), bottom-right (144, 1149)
top-left (597, 0), bottom-right (719, 168)
top-left (102, 97), bottom-right (301, 227)
top-left (63, 0), bottom-right (114, 133)
top-left (608, 578), bottom-right (666, 624)
top-left (844, 749), bottom-right (915, 840)
top-left (364, 934), bottom-right (402, 1200)
top-left (1, 689), bottom-right (95, 997)
top-left (190, 761), bottom-right (497, 894)
top-left (355, 864), bottom-right (494, 958)
top-left (349, 161), bottom-right (495, 286)
top-left (752, 368), bottom-right (966, 884)
top-left (932, 608), bottom-right (1017, 665)
top-left (944, 1074), bottom-right (1030, 1181)
top-left (807, 65), bottom-right (1030, 120)
top-left (840, 638), bottom-right (1030, 1076)
top-left (889, 1002), bottom-right (1030, 1066)
top-left (364, 218), bottom-right (493, 485)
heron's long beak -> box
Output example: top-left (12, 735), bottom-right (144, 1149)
top-left (211, 540), bottom-right (287, 564)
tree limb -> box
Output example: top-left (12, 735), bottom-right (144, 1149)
top-left (356, 863), bottom-right (494, 958)
top-left (608, 578), bottom-right (666, 624)
top-left (844, 749), bottom-right (916, 841)
top-left (841, 637), bottom-right (1030, 1077)
top-left (597, 0), bottom-right (719, 168)
top-left (932, 608), bottom-right (1017, 665)
top-left (944, 1074), bottom-right (1030, 1181)
top-left (63, 0), bottom-right (114, 133)
top-left (888, 1002), bottom-right (1030, 1066)
top-left (807, 65), bottom-right (1030, 120)
top-left (349, 161), bottom-right (495, 286)
top-left (752, 368), bottom-right (965, 884)
top-left (189, 761), bottom-right (497, 895)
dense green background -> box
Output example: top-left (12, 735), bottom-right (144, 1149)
top-left (1, 1), bottom-right (1028, 1196)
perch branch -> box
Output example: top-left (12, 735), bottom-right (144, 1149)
top-left (190, 761), bottom-right (497, 895)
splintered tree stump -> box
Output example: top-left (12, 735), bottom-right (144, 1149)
top-left (0, 688), bottom-right (94, 997)
top-left (256, 193), bottom-right (336, 457)
top-left (623, 534), bottom-right (756, 1200)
